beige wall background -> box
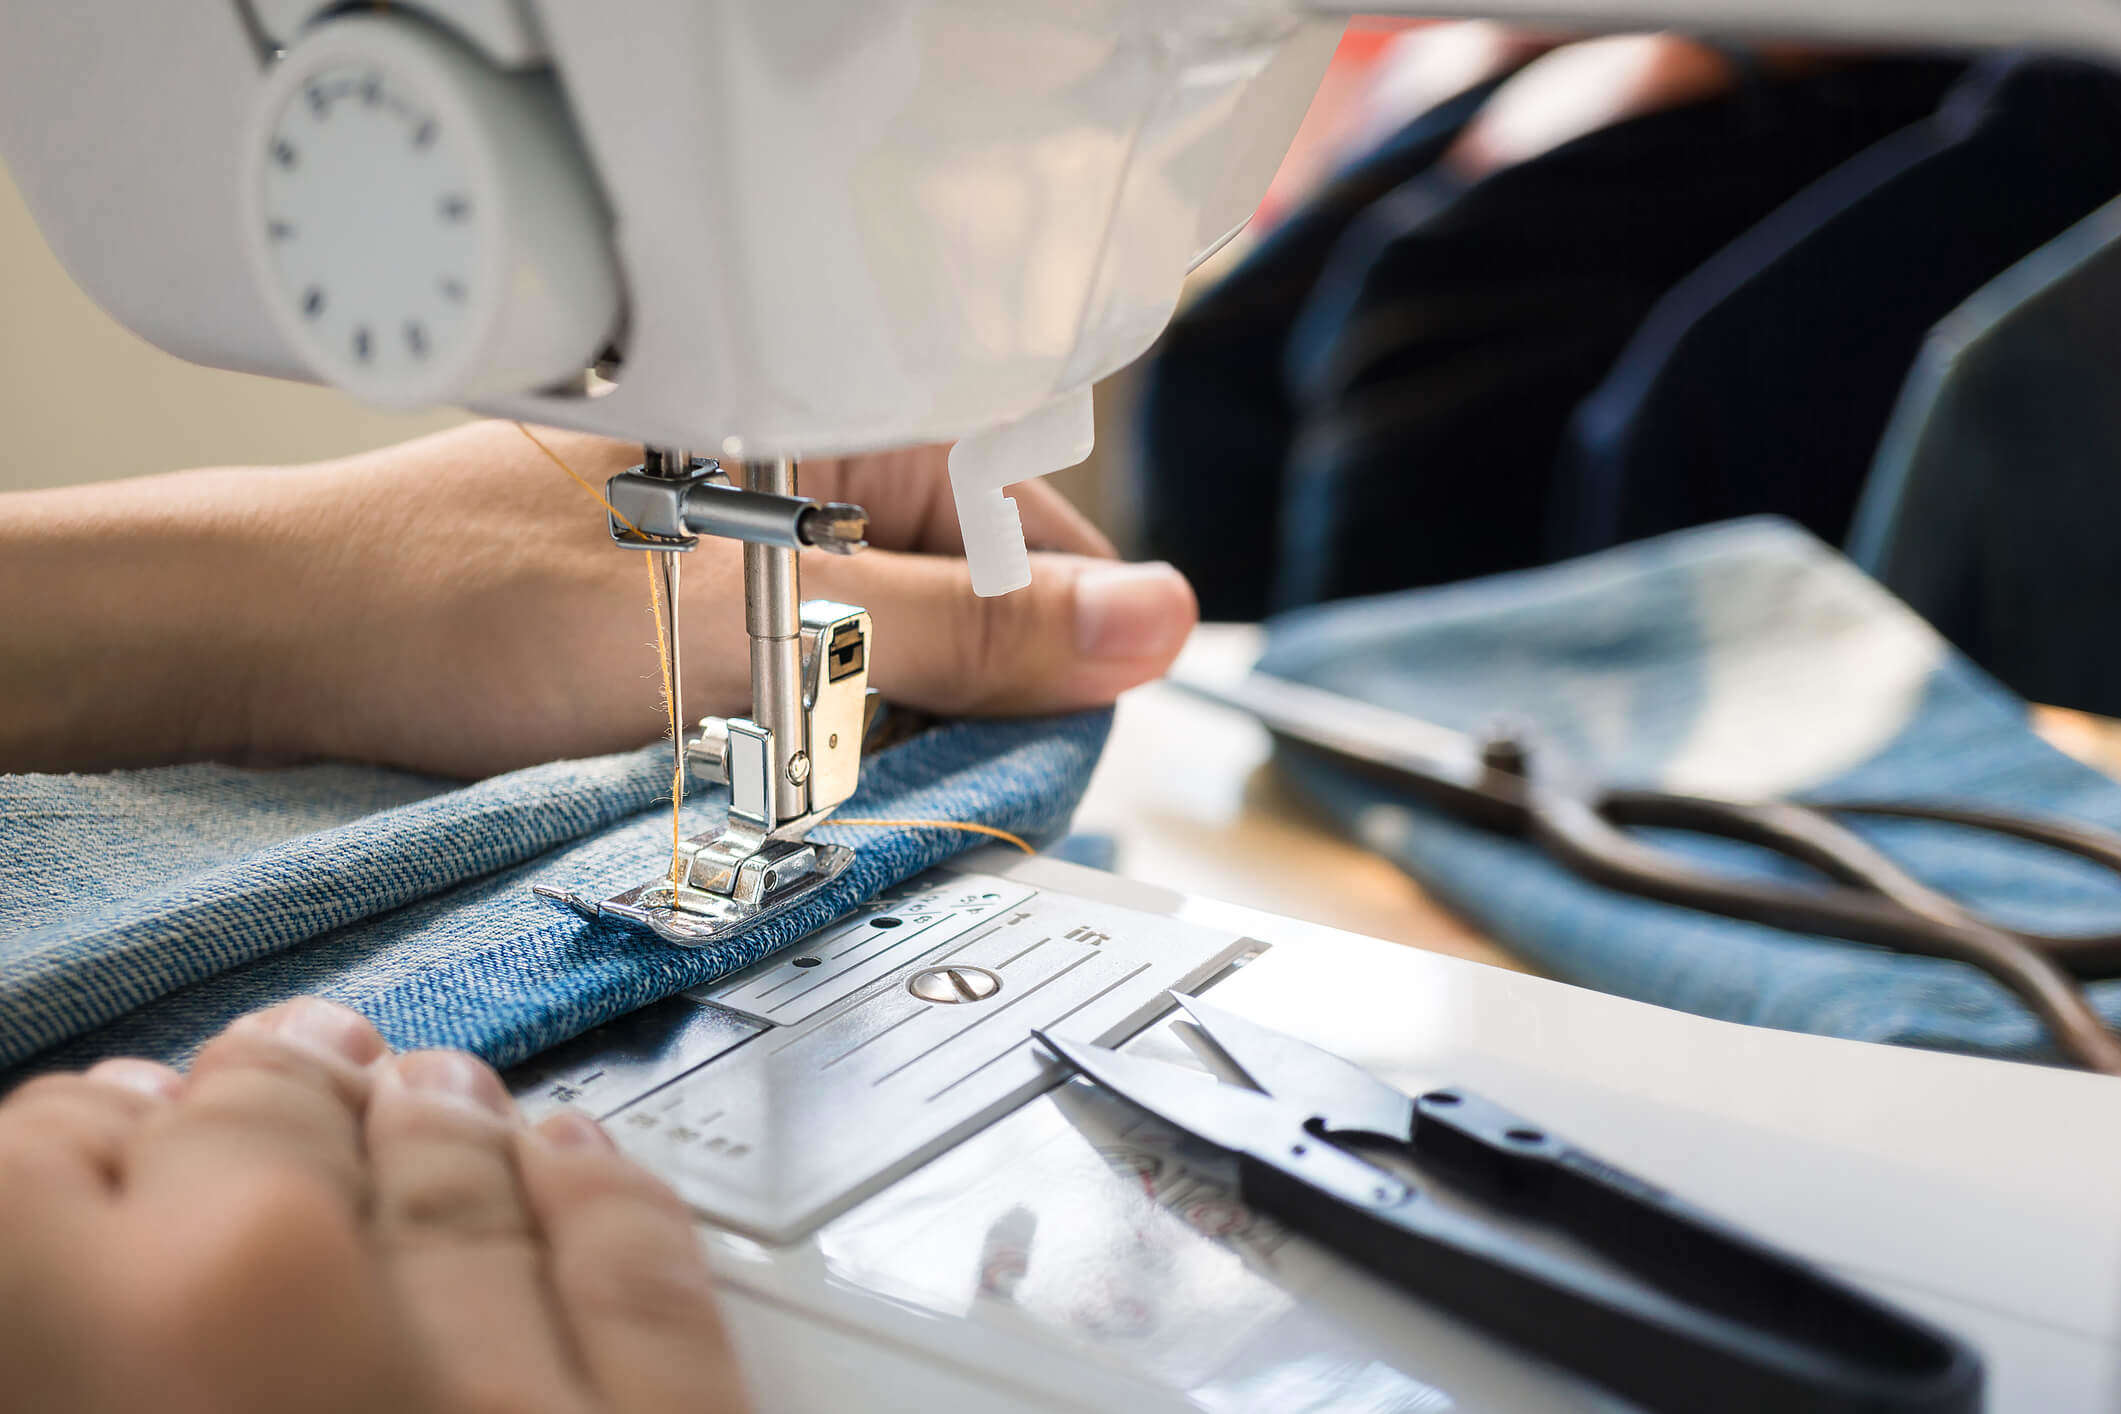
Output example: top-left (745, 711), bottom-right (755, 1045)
top-left (0, 158), bottom-right (466, 494)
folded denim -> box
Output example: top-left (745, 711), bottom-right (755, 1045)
top-left (1260, 519), bottom-right (2121, 1062)
top-left (3, 711), bottom-right (1109, 1075)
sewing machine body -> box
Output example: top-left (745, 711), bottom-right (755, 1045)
top-left (511, 850), bottom-right (2121, 1413)
top-left (8, 1), bottom-right (2121, 471)
top-left (0, 1), bottom-right (1336, 456)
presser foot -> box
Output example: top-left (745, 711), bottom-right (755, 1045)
top-left (534, 834), bottom-right (856, 948)
top-left (536, 450), bottom-right (878, 949)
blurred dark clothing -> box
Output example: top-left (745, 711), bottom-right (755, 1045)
top-left (1137, 56), bottom-right (1965, 618)
top-left (1551, 56), bottom-right (2121, 562)
top-left (1135, 78), bottom-right (1505, 622)
top-left (1851, 196), bottom-right (2121, 717)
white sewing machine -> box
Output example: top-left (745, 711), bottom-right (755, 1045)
top-left (4, 3), bottom-right (2121, 1408)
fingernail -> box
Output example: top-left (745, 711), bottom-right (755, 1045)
top-left (539, 1110), bottom-right (615, 1152)
top-left (1074, 561), bottom-right (1193, 660)
top-left (85, 1058), bottom-right (183, 1101)
top-left (271, 998), bottom-right (385, 1066)
top-left (388, 1051), bottom-right (513, 1117)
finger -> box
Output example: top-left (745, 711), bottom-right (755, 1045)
top-left (101, 1005), bottom-right (426, 1414)
top-left (0, 1072), bottom-right (168, 1366)
top-left (804, 445), bottom-right (1117, 559)
top-left (85, 1057), bottom-right (186, 1102)
top-left (0, 1071), bottom-right (171, 1190)
top-left (234, 994), bottom-right (393, 1067)
top-left (907, 476), bottom-right (1116, 559)
top-left (367, 1051), bottom-right (589, 1409)
top-left (807, 549), bottom-right (1197, 716)
top-left (0, 1105), bottom-right (114, 1411)
top-left (128, 998), bottom-right (385, 1213)
top-left (520, 1111), bottom-right (744, 1414)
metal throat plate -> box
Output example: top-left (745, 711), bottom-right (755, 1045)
top-left (533, 841), bottom-right (856, 947)
top-left (508, 868), bottom-right (1256, 1243)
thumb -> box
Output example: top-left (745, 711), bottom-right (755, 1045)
top-left (804, 549), bottom-right (1197, 716)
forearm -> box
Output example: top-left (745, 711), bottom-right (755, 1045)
top-left (0, 420), bottom-right (1194, 780)
top-left (0, 466), bottom-right (315, 772)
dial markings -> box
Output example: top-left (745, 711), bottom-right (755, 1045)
top-left (253, 42), bottom-right (562, 398)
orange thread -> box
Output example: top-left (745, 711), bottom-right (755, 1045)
top-left (830, 819), bottom-right (1035, 854)
top-left (515, 422), bottom-right (685, 893)
top-left (520, 422), bottom-right (1036, 878)
top-left (515, 422), bottom-right (636, 529)
top-left (642, 555), bottom-right (686, 893)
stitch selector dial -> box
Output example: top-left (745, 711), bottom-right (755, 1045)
top-left (242, 13), bottom-right (619, 409)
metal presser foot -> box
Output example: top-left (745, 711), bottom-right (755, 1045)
top-left (535, 447), bottom-right (878, 947)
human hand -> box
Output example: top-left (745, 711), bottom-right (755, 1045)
top-left (0, 421), bottom-right (1197, 776)
top-left (0, 1000), bottom-right (743, 1414)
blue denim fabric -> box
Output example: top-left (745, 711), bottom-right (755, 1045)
top-left (4, 712), bottom-right (1109, 1075)
top-left (0, 753), bottom-right (667, 1069)
top-left (1851, 196), bottom-right (2121, 719)
top-left (1260, 520), bottom-right (2121, 1062)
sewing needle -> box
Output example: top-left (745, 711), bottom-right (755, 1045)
top-left (655, 549), bottom-right (684, 789)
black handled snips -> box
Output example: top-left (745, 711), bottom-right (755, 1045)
top-left (1037, 998), bottom-right (1983, 1414)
